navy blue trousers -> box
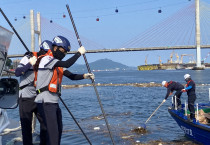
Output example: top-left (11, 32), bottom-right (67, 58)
top-left (37, 103), bottom-right (63, 145)
top-left (19, 96), bottom-right (47, 145)
top-left (173, 90), bottom-right (183, 107)
top-left (188, 95), bottom-right (196, 119)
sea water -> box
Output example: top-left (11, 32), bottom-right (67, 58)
top-left (4, 69), bottom-right (210, 145)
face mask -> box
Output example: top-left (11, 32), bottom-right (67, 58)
top-left (53, 48), bottom-right (66, 60)
top-left (37, 49), bottom-right (47, 57)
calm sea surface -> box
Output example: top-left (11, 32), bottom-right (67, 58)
top-left (4, 69), bottom-right (210, 145)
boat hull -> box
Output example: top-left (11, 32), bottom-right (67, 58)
top-left (168, 109), bottom-right (210, 145)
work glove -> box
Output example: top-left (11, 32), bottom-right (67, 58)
top-left (181, 89), bottom-right (187, 92)
top-left (84, 73), bottom-right (95, 80)
top-left (29, 56), bottom-right (37, 66)
top-left (78, 46), bottom-right (86, 55)
top-left (163, 99), bottom-right (166, 103)
top-left (24, 51), bottom-right (33, 58)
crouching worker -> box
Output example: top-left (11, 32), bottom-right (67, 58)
top-left (34, 36), bottom-right (94, 145)
top-left (162, 81), bottom-right (184, 109)
top-left (15, 40), bottom-right (52, 145)
top-left (182, 74), bottom-right (196, 122)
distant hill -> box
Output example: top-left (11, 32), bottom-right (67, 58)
top-left (69, 58), bottom-right (135, 72)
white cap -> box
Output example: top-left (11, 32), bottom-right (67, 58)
top-left (162, 81), bottom-right (167, 86)
top-left (184, 74), bottom-right (190, 80)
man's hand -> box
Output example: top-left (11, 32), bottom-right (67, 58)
top-left (24, 51), bottom-right (33, 57)
top-left (29, 56), bottom-right (37, 66)
top-left (163, 99), bottom-right (166, 103)
top-left (78, 46), bottom-right (86, 55)
top-left (83, 73), bottom-right (95, 80)
top-left (181, 89), bottom-right (187, 92)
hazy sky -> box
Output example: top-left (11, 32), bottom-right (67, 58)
top-left (1, 0), bottom-right (210, 67)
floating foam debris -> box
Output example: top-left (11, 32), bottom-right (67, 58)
top-left (132, 126), bottom-right (147, 134)
top-left (92, 116), bottom-right (104, 120)
top-left (136, 140), bottom-right (140, 143)
top-left (94, 127), bottom-right (100, 130)
top-left (122, 135), bottom-right (131, 139)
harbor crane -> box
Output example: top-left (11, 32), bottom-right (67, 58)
top-left (201, 52), bottom-right (210, 63)
top-left (180, 54), bottom-right (195, 64)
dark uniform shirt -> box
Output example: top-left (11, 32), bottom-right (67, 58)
top-left (186, 80), bottom-right (196, 96)
top-left (165, 81), bottom-right (184, 99)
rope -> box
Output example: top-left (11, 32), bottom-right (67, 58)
top-left (66, 4), bottom-right (115, 145)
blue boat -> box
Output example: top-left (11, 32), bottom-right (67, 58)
top-left (168, 103), bottom-right (210, 145)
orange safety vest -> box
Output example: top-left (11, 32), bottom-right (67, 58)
top-left (35, 49), bottom-right (64, 94)
top-left (32, 52), bottom-right (38, 58)
top-left (48, 67), bottom-right (64, 93)
top-left (186, 80), bottom-right (192, 87)
top-left (166, 81), bottom-right (173, 87)
top-left (34, 50), bottom-right (53, 87)
top-left (46, 49), bottom-right (64, 93)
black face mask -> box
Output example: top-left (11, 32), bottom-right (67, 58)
top-left (53, 49), bottom-right (66, 60)
top-left (37, 49), bottom-right (47, 57)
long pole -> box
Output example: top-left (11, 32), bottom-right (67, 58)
top-left (66, 4), bottom-right (115, 145)
top-left (0, 8), bottom-right (30, 52)
top-left (145, 100), bottom-right (165, 124)
top-left (59, 96), bottom-right (92, 145)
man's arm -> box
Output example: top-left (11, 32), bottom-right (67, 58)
top-left (63, 70), bottom-right (84, 80)
top-left (54, 52), bottom-right (81, 68)
top-left (15, 63), bottom-right (32, 77)
top-left (165, 88), bottom-right (171, 100)
top-left (15, 56), bottom-right (36, 77)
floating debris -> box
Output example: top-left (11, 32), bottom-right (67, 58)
top-left (62, 83), bottom-right (162, 89)
top-left (91, 114), bottom-right (104, 120)
top-left (62, 83), bottom-right (210, 89)
top-left (94, 127), bottom-right (100, 130)
top-left (132, 127), bottom-right (147, 134)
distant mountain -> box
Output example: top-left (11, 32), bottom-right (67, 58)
top-left (69, 58), bottom-right (135, 72)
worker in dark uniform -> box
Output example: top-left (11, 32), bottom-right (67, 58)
top-left (15, 40), bottom-right (52, 145)
top-left (162, 80), bottom-right (184, 109)
top-left (182, 74), bottom-right (196, 122)
top-left (35, 36), bottom-right (94, 145)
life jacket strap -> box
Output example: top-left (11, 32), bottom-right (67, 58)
top-left (36, 86), bottom-right (48, 94)
top-left (19, 81), bottom-right (34, 90)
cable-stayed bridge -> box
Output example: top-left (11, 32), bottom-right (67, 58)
top-left (7, 0), bottom-right (210, 66)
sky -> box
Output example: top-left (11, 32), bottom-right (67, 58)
top-left (1, 0), bottom-right (210, 67)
